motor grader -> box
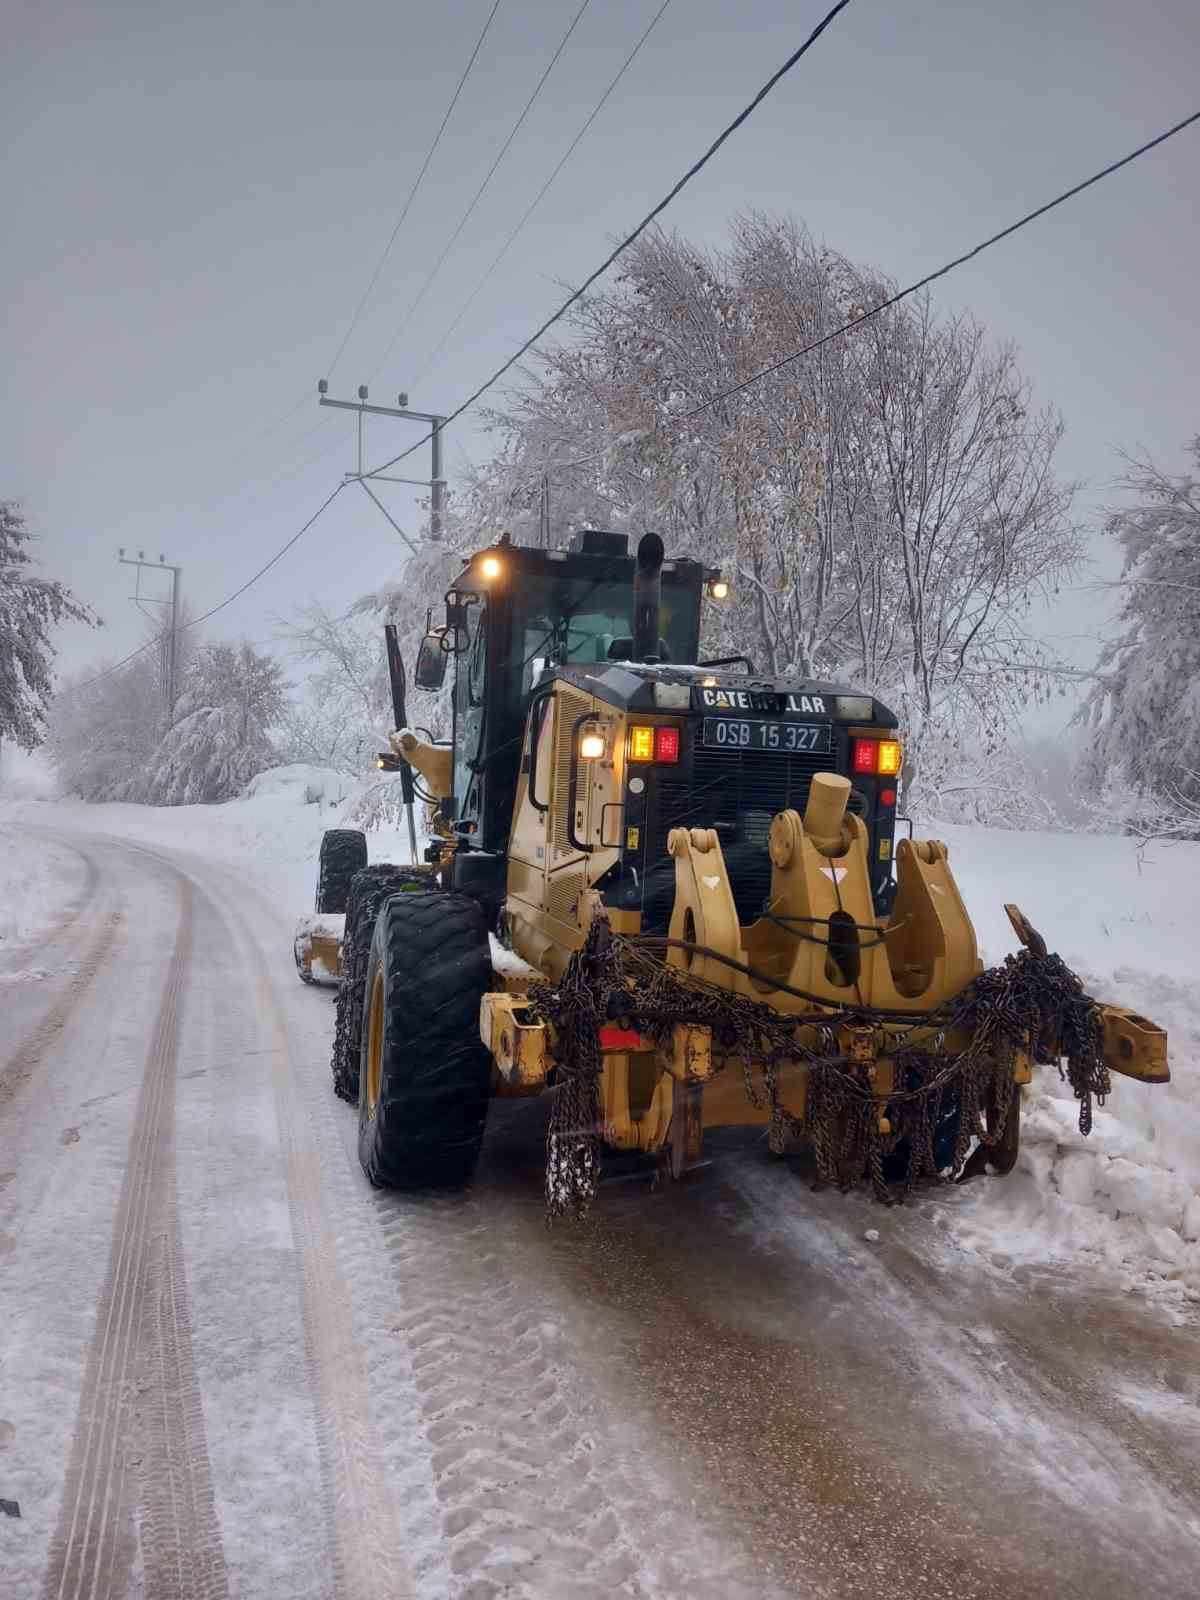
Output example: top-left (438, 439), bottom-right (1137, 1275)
top-left (299, 528), bottom-right (1169, 1205)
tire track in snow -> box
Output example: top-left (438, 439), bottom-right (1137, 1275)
top-left (0, 828), bottom-right (101, 957)
top-left (196, 855), bottom-right (764, 1600)
top-left (219, 890), bottom-right (415, 1600)
top-left (0, 838), bottom-right (120, 1112)
top-left (40, 869), bottom-right (230, 1600)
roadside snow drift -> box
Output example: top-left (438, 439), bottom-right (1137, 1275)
top-left (938, 824), bottom-right (1200, 1311)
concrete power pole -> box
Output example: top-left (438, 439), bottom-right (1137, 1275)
top-left (118, 550), bottom-right (182, 715)
top-left (316, 382), bottom-right (447, 553)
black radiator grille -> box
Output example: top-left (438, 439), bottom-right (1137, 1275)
top-left (637, 729), bottom-right (861, 928)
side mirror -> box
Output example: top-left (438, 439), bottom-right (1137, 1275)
top-left (414, 631), bottom-right (449, 691)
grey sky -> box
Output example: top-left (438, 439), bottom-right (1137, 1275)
top-left (4, 0), bottom-right (1197, 717)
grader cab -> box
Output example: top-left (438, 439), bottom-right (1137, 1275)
top-left (301, 529), bottom-right (1169, 1208)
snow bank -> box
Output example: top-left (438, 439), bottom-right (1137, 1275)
top-left (241, 763), bottom-right (351, 807)
top-left (0, 830), bottom-right (84, 955)
top-left (0, 746), bottom-right (57, 800)
top-left (2, 764), bottom-right (418, 915)
top-left (0, 754), bottom-right (78, 950)
top-left (930, 823), bottom-right (1200, 1311)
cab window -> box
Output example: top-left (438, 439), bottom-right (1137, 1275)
top-left (452, 599), bottom-right (487, 821)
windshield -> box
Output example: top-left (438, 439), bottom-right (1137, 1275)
top-left (513, 573), bottom-right (699, 693)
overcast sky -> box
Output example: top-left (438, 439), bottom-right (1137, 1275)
top-left (4, 0), bottom-right (1196, 720)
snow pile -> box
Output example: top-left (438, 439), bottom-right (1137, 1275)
top-left (241, 763), bottom-right (350, 807)
top-left (489, 936), bottom-right (540, 982)
top-left (1, 764), bottom-right (417, 914)
top-left (293, 912), bottom-right (347, 940)
top-left (0, 746), bottom-right (57, 800)
top-left (933, 823), bottom-right (1200, 1309)
top-left (0, 830), bottom-right (83, 953)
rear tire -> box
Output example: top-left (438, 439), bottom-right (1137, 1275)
top-left (358, 891), bottom-right (492, 1190)
top-left (315, 828), bottom-right (368, 914)
top-left (331, 864), bottom-right (432, 1102)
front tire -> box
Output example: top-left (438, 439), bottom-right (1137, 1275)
top-left (315, 828), bottom-right (368, 914)
top-left (358, 891), bottom-right (492, 1190)
top-left (331, 864), bottom-right (431, 1102)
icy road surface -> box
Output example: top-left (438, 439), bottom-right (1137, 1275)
top-left (1, 796), bottom-right (1198, 1599)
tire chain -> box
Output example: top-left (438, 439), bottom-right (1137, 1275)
top-left (528, 922), bottom-right (1111, 1220)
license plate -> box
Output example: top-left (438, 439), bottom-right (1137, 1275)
top-left (702, 718), bottom-right (831, 754)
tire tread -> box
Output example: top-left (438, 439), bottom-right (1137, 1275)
top-left (358, 891), bottom-right (492, 1189)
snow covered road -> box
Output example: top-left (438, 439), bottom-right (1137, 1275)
top-left (2, 806), bottom-right (1198, 1598)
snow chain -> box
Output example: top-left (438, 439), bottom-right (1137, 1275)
top-left (528, 922), bottom-right (1111, 1222)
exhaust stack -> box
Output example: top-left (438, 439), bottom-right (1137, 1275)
top-left (632, 531), bottom-right (665, 662)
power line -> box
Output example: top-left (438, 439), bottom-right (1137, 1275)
top-left (411, 0), bottom-right (675, 387)
top-left (62, 483), bottom-right (348, 694)
top-left (56, 2), bottom-right (846, 703)
top-left (235, 0), bottom-right (500, 455)
top-left (325, 0), bottom-right (502, 384)
top-left (528, 108), bottom-right (1200, 484)
top-left (202, 5), bottom-right (502, 475)
top-left (673, 109), bottom-right (1200, 424)
top-left (369, 0), bottom-right (594, 386)
top-left (363, 0), bottom-right (855, 482)
top-left (187, 482), bottom-right (348, 627)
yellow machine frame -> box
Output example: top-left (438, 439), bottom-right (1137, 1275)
top-left (462, 681), bottom-right (1167, 1167)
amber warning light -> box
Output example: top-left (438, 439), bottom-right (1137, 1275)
top-left (851, 738), bottom-right (903, 776)
top-left (628, 725), bottom-right (680, 763)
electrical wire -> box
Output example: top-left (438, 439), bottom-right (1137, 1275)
top-left (326, 0), bottom-right (502, 384)
top-left (677, 109), bottom-right (1200, 424)
top-left (229, 0), bottom-right (501, 459)
top-left (368, 0), bottom-right (595, 386)
top-left (61, 483), bottom-right (348, 694)
top-left (362, 0), bottom-right (856, 481)
top-left (410, 0), bottom-right (675, 387)
top-left (521, 108), bottom-right (1200, 485)
top-left (57, 0), bottom-right (832, 702)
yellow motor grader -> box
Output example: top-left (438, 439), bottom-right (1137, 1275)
top-left (302, 529), bottom-right (1169, 1204)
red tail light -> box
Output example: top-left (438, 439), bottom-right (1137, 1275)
top-left (851, 738), bottom-right (877, 774)
top-left (655, 726), bottom-right (680, 763)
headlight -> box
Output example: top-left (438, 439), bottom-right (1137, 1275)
top-left (653, 681), bottom-right (691, 710)
top-left (578, 725), bottom-right (607, 761)
top-left (479, 554), bottom-right (503, 580)
top-left (706, 575), bottom-right (730, 600)
top-left (835, 695), bottom-right (874, 721)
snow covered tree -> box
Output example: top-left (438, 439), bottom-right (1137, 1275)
top-left (1082, 436), bottom-right (1200, 828)
top-left (44, 653), bottom-right (162, 800)
top-left (143, 641), bottom-right (288, 804)
top-left (461, 217), bottom-right (1081, 810)
top-left (0, 501), bottom-right (95, 751)
top-left (274, 602), bottom-right (395, 774)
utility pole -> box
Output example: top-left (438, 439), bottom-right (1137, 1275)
top-left (316, 382), bottom-right (447, 550)
top-left (118, 550), bottom-right (182, 715)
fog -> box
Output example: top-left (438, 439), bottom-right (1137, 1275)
top-left (4, 0), bottom-right (1197, 729)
